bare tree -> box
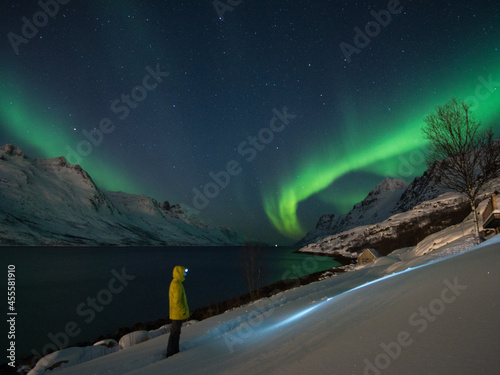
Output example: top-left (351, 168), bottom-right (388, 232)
top-left (423, 97), bottom-right (500, 242)
top-left (241, 242), bottom-right (265, 301)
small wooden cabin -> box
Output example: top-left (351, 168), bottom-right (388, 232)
top-left (358, 248), bottom-right (380, 265)
top-left (482, 193), bottom-right (500, 234)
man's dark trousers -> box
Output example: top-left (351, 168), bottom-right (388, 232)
top-left (166, 320), bottom-right (183, 357)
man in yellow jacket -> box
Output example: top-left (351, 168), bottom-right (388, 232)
top-left (166, 265), bottom-right (190, 358)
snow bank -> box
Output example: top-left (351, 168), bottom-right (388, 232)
top-left (27, 345), bottom-right (114, 374)
top-left (147, 325), bottom-right (171, 340)
top-left (119, 331), bottom-right (150, 349)
top-left (94, 339), bottom-right (119, 349)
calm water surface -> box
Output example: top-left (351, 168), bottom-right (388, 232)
top-left (1, 246), bottom-right (338, 360)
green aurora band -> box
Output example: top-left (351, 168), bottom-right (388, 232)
top-left (0, 91), bottom-right (142, 195)
top-left (263, 72), bottom-right (500, 240)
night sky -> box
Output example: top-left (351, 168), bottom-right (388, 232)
top-left (1, 1), bottom-right (499, 244)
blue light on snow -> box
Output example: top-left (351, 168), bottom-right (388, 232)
top-left (277, 303), bottom-right (324, 328)
top-left (269, 248), bottom-right (478, 331)
top-left (279, 303), bottom-right (322, 325)
top-left (272, 264), bottom-right (436, 330)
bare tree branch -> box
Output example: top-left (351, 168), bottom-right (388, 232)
top-left (422, 98), bottom-right (500, 241)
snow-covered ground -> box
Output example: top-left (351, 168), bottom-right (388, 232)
top-left (26, 230), bottom-right (500, 375)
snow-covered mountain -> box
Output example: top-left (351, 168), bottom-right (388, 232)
top-left (299, 177), bottom-right (500, 258)
top-left (0, 145), bottom-right (247, 246)
top-left (298, 178), bottom-right (410, 245)
top-left (300, 139), bottom-right (500, 249)
top-left (297, 152), bottom-right (489, 248)
top-left (390, 166), bottom-right (447, 213)
top-left (297, 154), bottom-right (500, 255)
top-left (299, 192), bottom-right (471, 257)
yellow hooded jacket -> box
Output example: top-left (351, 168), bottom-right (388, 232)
top-left (169, 266), bottom-right (189, 320)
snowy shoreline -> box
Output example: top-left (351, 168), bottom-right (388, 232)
top-left (18, 254), bottom-right (351, 368)
top-left (19, 232), bottom-right (500, 375)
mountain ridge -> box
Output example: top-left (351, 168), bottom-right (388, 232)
top-left (298, 173), bottom-right (500, 258)
top-left (298, 177), bottom-right (411, 246)
top-left (0, 144), bottom-right (247, 246)
top-left (297, 157), bottom-right (499, 253)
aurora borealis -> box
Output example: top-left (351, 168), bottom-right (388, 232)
top-left (264, 68), bottom-right (500, 239)
top-left (1, 1), bottom-right (499, 243)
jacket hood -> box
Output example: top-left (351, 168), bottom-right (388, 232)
top-left (173, 265), bottom-right (186, 282)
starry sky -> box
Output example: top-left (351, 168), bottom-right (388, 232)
top-left (1, 1), bottom-right (499, 245)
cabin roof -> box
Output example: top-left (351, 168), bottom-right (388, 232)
top-left (358, 248), bottom-right (380, 258)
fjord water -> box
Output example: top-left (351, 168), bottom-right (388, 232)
top-left (2, 246), bottom-right (339, 360)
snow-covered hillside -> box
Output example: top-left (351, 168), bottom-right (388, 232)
top-left (299, 192), bottom-right (470, 257)
top-left (0, 145), bottom-right (246, 246)
top-left (24, 232), bottom-right (500, 375)
top-left (298, 175), bottom-right (500, 258)
top-left (297, 160), bottom-right (465, 247)
top-left (298, 178), bottom-right (409, 245)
